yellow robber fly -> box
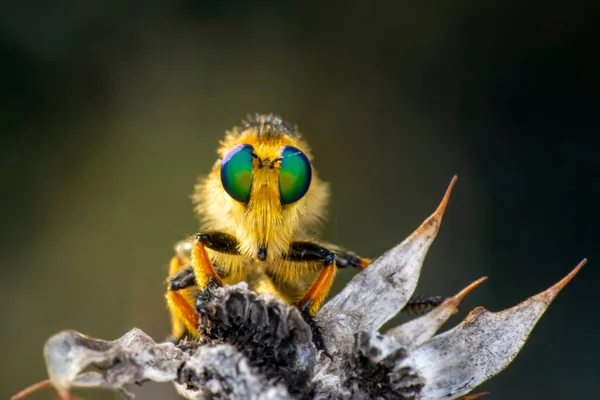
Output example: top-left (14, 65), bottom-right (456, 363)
top-left (6, 114), bottom-right (452, 400)
top-left (165, 114), bottom-right (374, 349)
top-left (165, 114), bottom-right (441, 350)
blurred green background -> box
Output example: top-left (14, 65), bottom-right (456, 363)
top-left (1, 1), bottom-right (597, 399)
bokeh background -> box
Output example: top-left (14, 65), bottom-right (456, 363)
top-left (1, 1), bottom-right (598, 399)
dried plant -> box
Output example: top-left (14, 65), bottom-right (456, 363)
top-left (12, 177), bottom-right (585, 400)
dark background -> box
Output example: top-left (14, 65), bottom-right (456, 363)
top-left (1, 1), bottom-right (598, 399)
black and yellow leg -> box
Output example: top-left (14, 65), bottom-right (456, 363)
top-left (166, 289), bottom-right (200, 337)
top-left (297, 264), bottom-right (337, 315)
top-left (285, 242), bottom-right (339, 314)
top-left (166, 232), bottom-right (240, 339)
top-left (299, 264), bottom-right (336, 353)
top-left (165, 252), bottom-right (196, 339)
top-left (286, 241), bottom-right (338, 351)
top-left (190, 233), bottom-right (224, 288)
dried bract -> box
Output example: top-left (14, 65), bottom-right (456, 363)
top-left (12, 177), bottom-right (585, 400)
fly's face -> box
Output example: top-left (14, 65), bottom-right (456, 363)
top-left (218, 138), bottom-right (316, 261)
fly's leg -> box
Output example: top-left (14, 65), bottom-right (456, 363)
top-left (165, 240), bottom-right (195, 341)
top-left (285, 241), bottom-right (339, 352)
top-left (165, 287), bottom-right (199, 339)
top-left (166, 232), bottom-right (239, 339)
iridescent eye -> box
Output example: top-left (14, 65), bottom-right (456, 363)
top-left (221, 144), bottom-right (254, 203)
top-left (278, 146), bottom-right (312, 205)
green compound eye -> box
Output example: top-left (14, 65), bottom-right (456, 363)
top-left (279, 146), bottom-right (312, 205)
top-left (221, 144), bottom-right (254, 203)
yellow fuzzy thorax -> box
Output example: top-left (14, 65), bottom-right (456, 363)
top-left (192, 116), bottom-right (330, 264)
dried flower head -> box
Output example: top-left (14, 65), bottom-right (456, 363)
top-left (12, 177), bottom-right (585, 400)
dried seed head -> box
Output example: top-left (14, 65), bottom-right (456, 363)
top-left (12, 177), bottom-right (585, 400)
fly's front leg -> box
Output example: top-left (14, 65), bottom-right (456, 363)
top-left (166, 232), bottom-right (239, 339)
top-left (192, 232), bottom-right (241, 327)
top-left (285, 241), bottom-right (338, 352)
top-left (287, 242), bottom-right (337, 314)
